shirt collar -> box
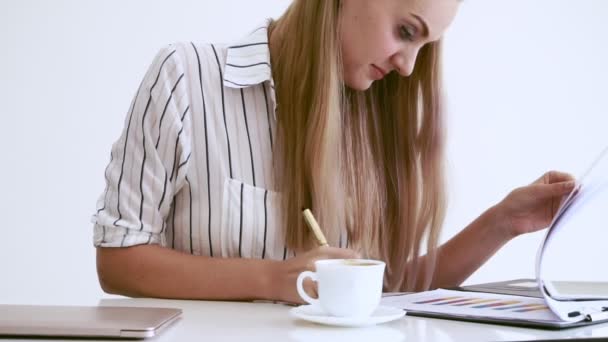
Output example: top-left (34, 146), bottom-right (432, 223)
top-left (223, 19), bottom-right (274, 89)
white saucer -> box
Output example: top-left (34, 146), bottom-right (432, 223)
top-left (289, 305), bottom-right (405, 327)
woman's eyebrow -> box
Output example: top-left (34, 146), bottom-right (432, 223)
top-left (410, 13), bottom-right (430, 38)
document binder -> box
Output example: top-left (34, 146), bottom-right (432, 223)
top-left (382, 146), bottom-right (608, 330)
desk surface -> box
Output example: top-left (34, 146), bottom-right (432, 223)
top-left (2, 297), bottom-right (608, 342)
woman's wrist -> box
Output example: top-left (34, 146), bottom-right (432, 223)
top-left (486, 203), bottom-right (519, 242)
top-left (260, 259), bottom-right (285, 301)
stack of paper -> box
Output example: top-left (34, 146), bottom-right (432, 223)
top-left (381, 289), bottom-right (564, 327)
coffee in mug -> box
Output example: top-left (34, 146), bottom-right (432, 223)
top-left (296, 259), bottom-right (385, 318)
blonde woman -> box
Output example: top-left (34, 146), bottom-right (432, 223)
top-left (93, 0), bottom-right (575, 304)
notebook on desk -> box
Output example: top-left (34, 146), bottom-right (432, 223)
top-left (454, 278), bottom-right (543, 298)
top-left (381, 279), bottom-right (608, 330)
top-left (0, 305), bottom-right (181, 339)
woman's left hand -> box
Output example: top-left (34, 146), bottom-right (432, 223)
top-left (494, 170), bottom-right (577, 238)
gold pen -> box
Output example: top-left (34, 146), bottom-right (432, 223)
top-left (302, 208), bottom-right (329, 247)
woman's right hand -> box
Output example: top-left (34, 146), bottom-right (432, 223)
top-left (273, 246), bottom-right (360, 304)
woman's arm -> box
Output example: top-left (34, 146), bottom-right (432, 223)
top-left (97, 244), bottom-right (358, 303)
top-left (420, 171), bottom-right (576, 289)
top-left (430, 205), bottom-right (510, 289)
top-left (97, 245), bottom-right (278, 300)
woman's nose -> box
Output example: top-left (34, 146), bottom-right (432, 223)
top-left (391, 48), bottom-right (419, 77)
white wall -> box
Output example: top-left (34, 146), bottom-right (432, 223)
top-left (0, 0), bottom-right (606, 304)
top-left (442, 0), bottom-right (608, 285)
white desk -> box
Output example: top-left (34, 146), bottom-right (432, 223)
top-left (3, 297), bottom-right (608, 341)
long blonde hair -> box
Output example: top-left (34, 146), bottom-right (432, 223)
top-left (270, 0), bottom-right (447, 292)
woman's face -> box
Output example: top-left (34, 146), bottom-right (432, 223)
top-left (339, 0), bottom-right (460, 91)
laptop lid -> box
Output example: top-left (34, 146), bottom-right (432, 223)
top-left (0, 305), bottom-right (181, 339)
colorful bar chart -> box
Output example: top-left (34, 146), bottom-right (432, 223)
top-left (413, 296), bottom-right (549, 313)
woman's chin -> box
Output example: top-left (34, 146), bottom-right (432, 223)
top-left (344, 76), bottom-right (373, 92)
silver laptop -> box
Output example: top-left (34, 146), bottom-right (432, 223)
top-left (0, 305), bottom-right (181, 339)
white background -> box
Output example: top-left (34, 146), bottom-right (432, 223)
top-left (0, 0), bottom-right (605, 305)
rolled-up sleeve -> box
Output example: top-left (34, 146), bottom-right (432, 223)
top-left (92, 44), bottom-right (193, 247)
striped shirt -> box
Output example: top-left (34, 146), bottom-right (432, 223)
top-left (92, 20), bottom-right (300, 260)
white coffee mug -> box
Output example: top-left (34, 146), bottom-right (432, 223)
top-left (296, 259), bottom-right (385, 318)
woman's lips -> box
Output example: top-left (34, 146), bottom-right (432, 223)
top-left (371, 64), bottom-right (388, 80)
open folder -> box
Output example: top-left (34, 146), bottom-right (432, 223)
top-left (381, 280), bottom-right (608, 329)
top-left (382, 146), bottom-right (608, 329)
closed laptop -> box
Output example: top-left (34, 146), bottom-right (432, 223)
top-left (0, 305), bottom-right (181, 339)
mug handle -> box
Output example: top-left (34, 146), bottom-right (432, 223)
top-left (296, 271), bottom-right (320, 306)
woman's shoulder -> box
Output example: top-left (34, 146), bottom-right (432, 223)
top-left (145, 41), bottom-right (231, 85)
top-left (153, 41), bottom-right (229, 66)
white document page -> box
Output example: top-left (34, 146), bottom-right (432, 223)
top-left (381, 289), bottom-right (564, 322)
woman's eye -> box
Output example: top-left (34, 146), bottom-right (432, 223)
top-left (399, 25), bottom-right (416, 41)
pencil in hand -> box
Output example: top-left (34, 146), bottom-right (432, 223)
top-left (302, 208), bottom-right (329, 247)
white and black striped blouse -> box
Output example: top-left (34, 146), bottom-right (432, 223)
top-left (91, 20), bottom-right (309, 260)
